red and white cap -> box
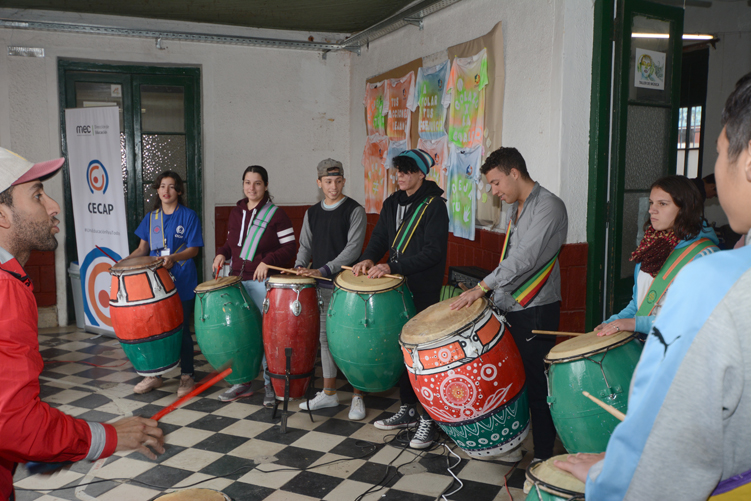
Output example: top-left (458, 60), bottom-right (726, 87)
top-left (0, 147), bottom-right (64, 193)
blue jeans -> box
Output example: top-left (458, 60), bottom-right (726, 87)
top-left (180, 299), bottom-right (195, 376)
top-left (241, 279), bottom-right (270, 386)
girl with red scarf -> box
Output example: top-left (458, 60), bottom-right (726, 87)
top-left (596, 176), bottom-right (719, 337)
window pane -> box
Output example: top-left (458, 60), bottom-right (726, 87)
top-left (687, 149), bottom-right (700, 179)
top-left (677, 107), bottom-right (687, 149)
top-left (676, 149), bottom-right (685, 175)
top-left (140, 85), bottom-right (185, 133)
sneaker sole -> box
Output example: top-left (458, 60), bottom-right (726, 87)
top-left (133, 384), bottom-right (162, 394)
top-left (409, 440), bottom-right (434, 449)
top-left (373, 421), bottom-right (419, 431)
top-left (299, 401), bottom-right (339, 411)
top-left (218, 391), bottom-right (254, 402)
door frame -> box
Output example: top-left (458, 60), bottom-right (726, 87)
top-left (57, 61), bottom-right (202, 322)
top-left (585, 0), bottom-right (684, 329)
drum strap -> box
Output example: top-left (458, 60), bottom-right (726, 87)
top-left (636, 238), bottom-right (716, 317)
top-left (709, 468), bottom-right (751, 500)
top-left (148, 209), bottom-right (166, 251)
top-left (391, 196), bottom-right (436, 257)
top-left (239, 201), bottom-right (278, 262)
top-left (500, 219), bottom-right (560, 308)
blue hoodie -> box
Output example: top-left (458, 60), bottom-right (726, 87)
top-left (605, 223), bottom-right (719, 334)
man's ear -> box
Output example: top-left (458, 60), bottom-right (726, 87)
top-left (0, 204), bottom-right (13, 230)
top-left (743, 139), bottom-right (751, 183)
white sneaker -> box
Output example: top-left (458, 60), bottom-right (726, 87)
top-left (299, 391), bottom-right (339, 411)
top-left (348, 395), bottom-right (366, 421)
top-left (496, 447), bottom-right (524, 463)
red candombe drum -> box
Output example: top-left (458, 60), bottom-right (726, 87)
top-left (262, 275), bottom-right (321, 400)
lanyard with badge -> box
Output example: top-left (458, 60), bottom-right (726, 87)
top-left (149, 209), bottom-right (186, 259)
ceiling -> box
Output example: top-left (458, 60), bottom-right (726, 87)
top-left (0, 0), bottom-right (421, 34)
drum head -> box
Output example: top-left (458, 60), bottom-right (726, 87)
top-left (267, 275), bottom-right (316, 285)
top-left (525, 455), bottom-right (585, 498)
top-left (154, 489), bottom-right (231, 501)
top-left (195, 276), bottom-right (241, 293)
top-left (334, 269), bottom-right (404, 293)
top-left (110, 255), bottom-right (161, 272)
top-left (400, 297), bottom-right (487, 345)
top-left (545, 330), bottom-right (637, 363)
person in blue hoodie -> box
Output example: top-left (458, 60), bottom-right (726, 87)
top-left (594, 175), bottom-right (718, 338)
top-left (555, 72), bottom-right (751, 500)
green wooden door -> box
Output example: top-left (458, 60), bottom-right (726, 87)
top-left (59, 62), bottom-right (202, 323)
top-left (606, 1), bottom-right (684, 317)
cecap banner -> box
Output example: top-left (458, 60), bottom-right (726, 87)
top-left (65, 106), bottom-right (128, 336)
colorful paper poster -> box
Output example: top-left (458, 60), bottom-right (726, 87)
top-left (384, 72), bottom-right (416, 146)
top-left (634, 48), bottom-right (666, 90)
top-left (448, 144), bottom-right (482, 241)
top-left (386, 139), bottom-right (408, 198)
top-left (417, 136), bottom-right (450, 192)
top-left (416, 60), bottom-right (451, 140)
top-left (362, 134), bottom-right (389, 214)
top-left (443, 49), bottom-right (489, 149)
top-left (65, 106), bottom-right (129, 336)
top-left (364, 80), bottom-right (387, 136)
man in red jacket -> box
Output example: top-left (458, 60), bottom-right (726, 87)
top-left (0, 147), bottom-right (164, 501)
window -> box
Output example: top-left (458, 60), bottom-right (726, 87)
top-left (676, 105), bottom-right (702, 177)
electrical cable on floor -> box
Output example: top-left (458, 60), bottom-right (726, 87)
top-left (440, 443), bottom-right (464, 500)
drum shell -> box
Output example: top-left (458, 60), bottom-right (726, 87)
top-left (262, 284), bottom-right (320, 399)
top-left (547, 339), bottom-right (643, 453)
top-left (194, 282), bottom-right (263, 385)
top-left (327, 284), bottom-right (415, 392)
top-left (401, 305), bottom-right (530, 457)
top-left (109, 266), bottom-right (182, 376)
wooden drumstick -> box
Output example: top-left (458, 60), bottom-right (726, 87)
top-left (266, 264), bottom-right (332, 281)
top-left (458, 283), bottom-right (470, 292)
top-left (531, 330), bottom-right (589, 337)
top-left (341, 265), bottom-right (402, 280)
top-left (582, 391), bottom-right (625, 421)
top-left (151, 367), bottom-right (233, 421)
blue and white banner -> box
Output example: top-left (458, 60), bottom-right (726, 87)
top-left (65, 106), bottom-right (128, 335)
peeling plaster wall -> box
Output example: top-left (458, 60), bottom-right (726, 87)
top-left (348, 0), bottom-right (594, 243)
top-left (0, 28), bottom-right (351, 325)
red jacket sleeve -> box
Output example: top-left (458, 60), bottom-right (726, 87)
top-left (0, 277), bottom-right (116, 465)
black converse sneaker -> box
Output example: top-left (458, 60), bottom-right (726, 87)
top-left (373, 404), bottom-right (419, 430)
top-left (410, 417), bottom-right (438, 449)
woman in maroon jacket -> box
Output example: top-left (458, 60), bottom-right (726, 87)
top-left (212, 165), bottom-right (296, 404)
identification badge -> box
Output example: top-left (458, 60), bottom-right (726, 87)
top-left (160, 248), bottom-right (171, 256)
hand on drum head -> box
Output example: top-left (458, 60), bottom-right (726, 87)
top-left (553, 452), bottom-right (606, 483)
top-left (367, 263), bottom-right (391, 279)
top-left (113, 416), bottom-right (165, 460)
top-left (212, 255), bottom-right (226, 275)
top-left (351, 260), bottom-right (374, 277)
top-left (450, 287), bottom-right (485, 310)
top-left (594, 318), bottom-right (635, 337)
top-left (296, 267), bottom-right (322, 278)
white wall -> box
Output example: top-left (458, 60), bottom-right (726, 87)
top-left (0, 26), bottom-right (351, 325)
top-left (347, 0), bottom-right (594, 243)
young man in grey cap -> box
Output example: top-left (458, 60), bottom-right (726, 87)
top-left (352, 149), bottom-right (449, 449)
top-left (0, 147), bottom-right (164, 501)
top-left (294, 159), bottom-right (368, 419)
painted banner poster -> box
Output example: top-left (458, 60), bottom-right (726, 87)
top-left (448, 144), bottom-right (482, 241)
top-left (634, 48), bottom-right (666, 90)
top-left (364, 80), bottom-right (388, 136)
top-left (386, 139), bottom-right (408, 198)
top-left (444, 49), bottom-right (489, 149)
top-left (417, 136), bottom-right (450, 192)
top-left (416, 60), bottom-right (451, 140)
top-left (362, 134), bottom-right (389, 214)
top-left (384, 72), bottom-right (416, 146)
top-left (65, 106), bottom-right (129, 335)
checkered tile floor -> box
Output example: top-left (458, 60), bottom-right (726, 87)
top-left (13, 326), bottom-right (561, 501)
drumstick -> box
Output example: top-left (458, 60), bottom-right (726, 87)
top-left (266, 264), bottom-right (332, 281)
top-left (151, 367), bottom-right (232, 421)
top-left (531, 330), bottom-right (589, 337)
top-left (95, 245), bottom-right (118, 263)
top-left (341, 265), bottom-right (402, 280)
top-left (459, 283), bottom-right (470, 292)
top-left (582, 391), bottom-right (625, 421)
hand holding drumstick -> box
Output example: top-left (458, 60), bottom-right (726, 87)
top-left (345, 262), bottom-right (398, 279)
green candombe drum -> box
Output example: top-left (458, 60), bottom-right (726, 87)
top-left (524, 456), bottom-right (585, 501)
top-left (327, 270), bottom-right (416, 392)
top-left (194, 276), bottom-right (263, 385)
top-left (545, 330), bottom-right (643, 453)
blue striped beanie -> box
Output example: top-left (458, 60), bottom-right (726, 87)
top-left (397, 149), bottom-right (435, 175)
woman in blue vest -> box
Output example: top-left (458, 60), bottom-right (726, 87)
top-left (128, 171), bottom-right (204, 397)
top-left (213, 165), bottom-right (296, 404)
top-left (595, 175), bottom-right (718, 337)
